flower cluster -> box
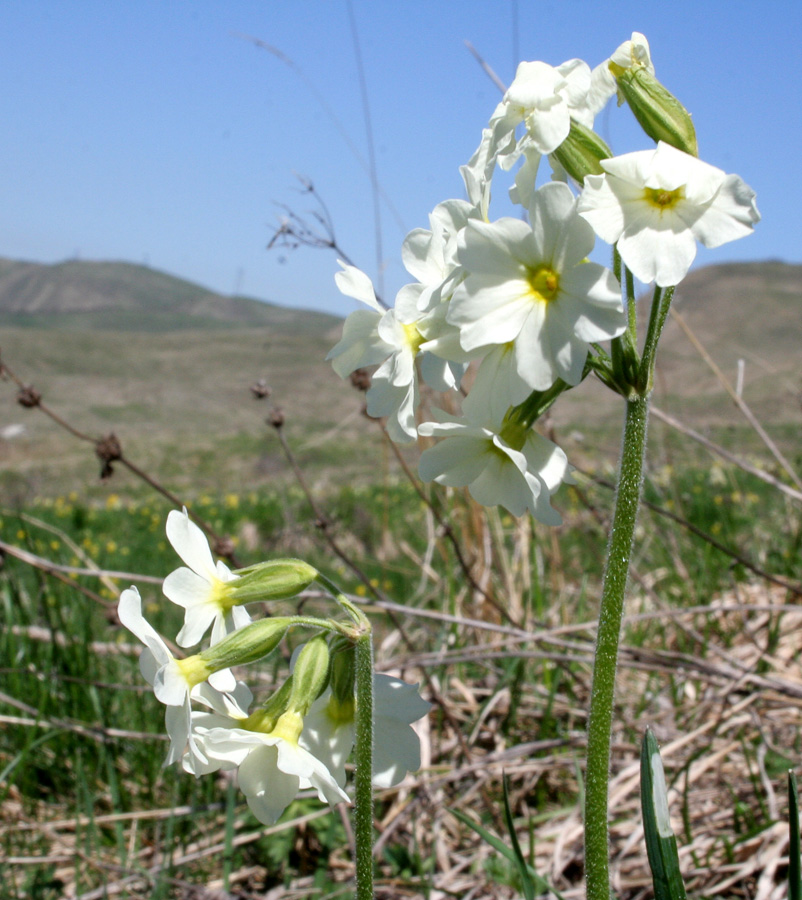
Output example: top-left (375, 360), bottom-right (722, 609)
top-left (119, 509), bottom-right (429, 825)
top-left (329, 32), bottom-right (758, 520)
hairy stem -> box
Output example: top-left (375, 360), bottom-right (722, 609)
top-left (584, 395), bottom-right (650, 900)
top-left (353, 632), bottom-right (375, 900)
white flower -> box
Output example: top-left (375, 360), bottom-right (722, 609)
top-left (418, 409), bottom-right (570, 521)
top-left (298, 692), bottom-right (355, 788)
top-left (326, 262), bottom-right (390, 378)
top-left (495, 59), bottom-right (591, 165)
top-left (402, 199), bottom-right (478, 313)
top-left (329, 262), bottom-right (464, 443)
top-left (189, 693), bottom-right (349, 825)
top-left (372, 675), bottom-right (431, 789)
top-left (448, 181), bottom-right (625, 393)
top-left (328, 263), bottom-right (419, 442)
top-left (118, 585), bottom-right (204, 765)
top-left (606, 31), bottom-right (655, 101)
top-left (301, 674), bottom-right (430, 789)
top-left (577, 141), bottom-right (760, 286)
top-left (162, 508), bottom-right (249, 649)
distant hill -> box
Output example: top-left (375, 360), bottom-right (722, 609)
top-left (0, 257), bottom-right (340, 334)
top-left (0, 256), bottom-right (799, 498)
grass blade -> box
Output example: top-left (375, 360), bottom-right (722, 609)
top-left (450, 802), bottom-right (566, 900)
top-left (789, 770), bottom-right (801, 900)
top-left (641, 728), bottom-right (687, 900)
top-left (501, 773), bottom-right (535, 900)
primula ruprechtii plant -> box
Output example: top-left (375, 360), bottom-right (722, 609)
top-left (328, 31), bottom-right (758, 900)
top-left (119, 508), bottom-right (429, 898)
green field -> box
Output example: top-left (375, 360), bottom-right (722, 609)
top-left (3, 444), bottom-right (801, 898)
top-left (2, 258), bottom-right (802, 898)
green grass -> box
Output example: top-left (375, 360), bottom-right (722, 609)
top-left (2, 450), bottom-right (801, 897)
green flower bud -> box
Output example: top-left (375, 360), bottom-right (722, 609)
top-left (552, 118), bottom-right (613, 184)
top-left (229, 558), bottom-right (318, 605)
top-left (197, 616), bottom-right (291, 672)
top-left (288, 635), bottom-right (331, 715)
top-left (610, 63), bottom-right (698, 157)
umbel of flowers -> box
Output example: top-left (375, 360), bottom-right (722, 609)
top-left (327, 31), bottom-right (758, 900)
top-left (328, 31), bottom-right (759, 523)
top-left (119, 508), bottom-right (429, 832)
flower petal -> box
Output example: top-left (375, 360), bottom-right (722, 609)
top-left (166, 509), bottom-right (218, 582)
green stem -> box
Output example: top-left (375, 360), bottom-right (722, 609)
top-left (584, 394), bottom-right (650, 900)
top-left (638, 285), bottom-right (675, 393)
top-left (353, 632), bottom-right (375, 900)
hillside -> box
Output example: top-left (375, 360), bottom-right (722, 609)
top-left (0, 257), bottom-right (339, 334)
top-left (0, 257), bottom-right (800, 499)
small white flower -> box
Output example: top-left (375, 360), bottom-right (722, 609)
top-left (162, 508), bottom-right (250, 649)
top-left (118, 585), bottom-right (207, 765)
top-left (329, 262), bottom-right (458, 443)
top-left (418, 409), bottom-right (570, 521)
top-left (189, 692), bottom-right (349, 825)
top-left (607, 32), bottom-right (655, 92)
top-left (577, 141), bottom-right (760, 286)
top-left (402, 199), bottom-right (478, 313)
top-left (298, 692), bottom-right (355, 788)
top-left (494, 59), bottom-right (590, 165)
top-left (449, 181), bottom-right (625, 393)
top-left (301, 674), bottom-right (430, 789)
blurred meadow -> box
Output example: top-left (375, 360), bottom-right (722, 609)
top-left (2, 253), bottom-right (802, 899)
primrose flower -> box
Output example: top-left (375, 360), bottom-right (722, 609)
top-left (494, 59), bottom-right (592, 164)
top-left (328, 262), bottom-right (464, 442)
top-left (477, 58), bottom-right (596, 207)
top-left (578, 141), bottom-right (760, 286)
top-left (418, 409), bottom-right (570, 521)
top-left (162, 508), bottom-right (250, 648)
top-left (602, 31), bottom-right (655, 104)
top-left (188, 690), bottom-right (349, 825)
top-left (328, 262), bottom-right (418, 442)
top-left (301, 673), bottom-right (430, 789)
top-left (448, 181), bottom-right (625, 392)
top-left (401, 198), bottom-right (479, 313)
top-left (118, 585), bottom-right (212, 764)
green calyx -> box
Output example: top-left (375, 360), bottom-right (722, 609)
top-left (288, 635), bottom-right (331, 716)
top-left (197, 616), bottom-right (291, 672)
top-left (229, 558), bottom-right (319, 606)
top-left (552, 118), bottom-right (613, 183)
top-left (329, 642), bottom-right (356, 709)
top-left (243, 677), bottom-right (294, 734)
top-left (612, 65), bottom-right (698, 157)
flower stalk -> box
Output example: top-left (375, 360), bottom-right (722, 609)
top-left (353, 631), bottom-right (375, 900)
top-left (584, 393), bottom-right (650, 900)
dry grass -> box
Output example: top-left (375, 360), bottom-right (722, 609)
top-left (3, 578), bottom-right (800, 900)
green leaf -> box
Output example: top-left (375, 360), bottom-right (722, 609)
top-left (502, 774), bottom-right (536, 900)
top-left (789, 771), bottom-right (801, 900)
top-left (640, 728), bottom-right (687, 900)
top-left (450, 798), bottom-right (566, 900)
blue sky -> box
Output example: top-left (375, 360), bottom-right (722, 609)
top-left (1, 1), bottom-right (799, 316)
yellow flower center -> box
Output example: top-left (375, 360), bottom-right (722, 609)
top-left (401, 321), bottom-right (425, 355)
top-left (526, 265), bottom-right (560, 304)
top-left (211, 578), bottom-right (236, 612)
top-left (643, 186), bottom-right (684, 212)
top-left (175, 655), bottom-right (213, 688)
